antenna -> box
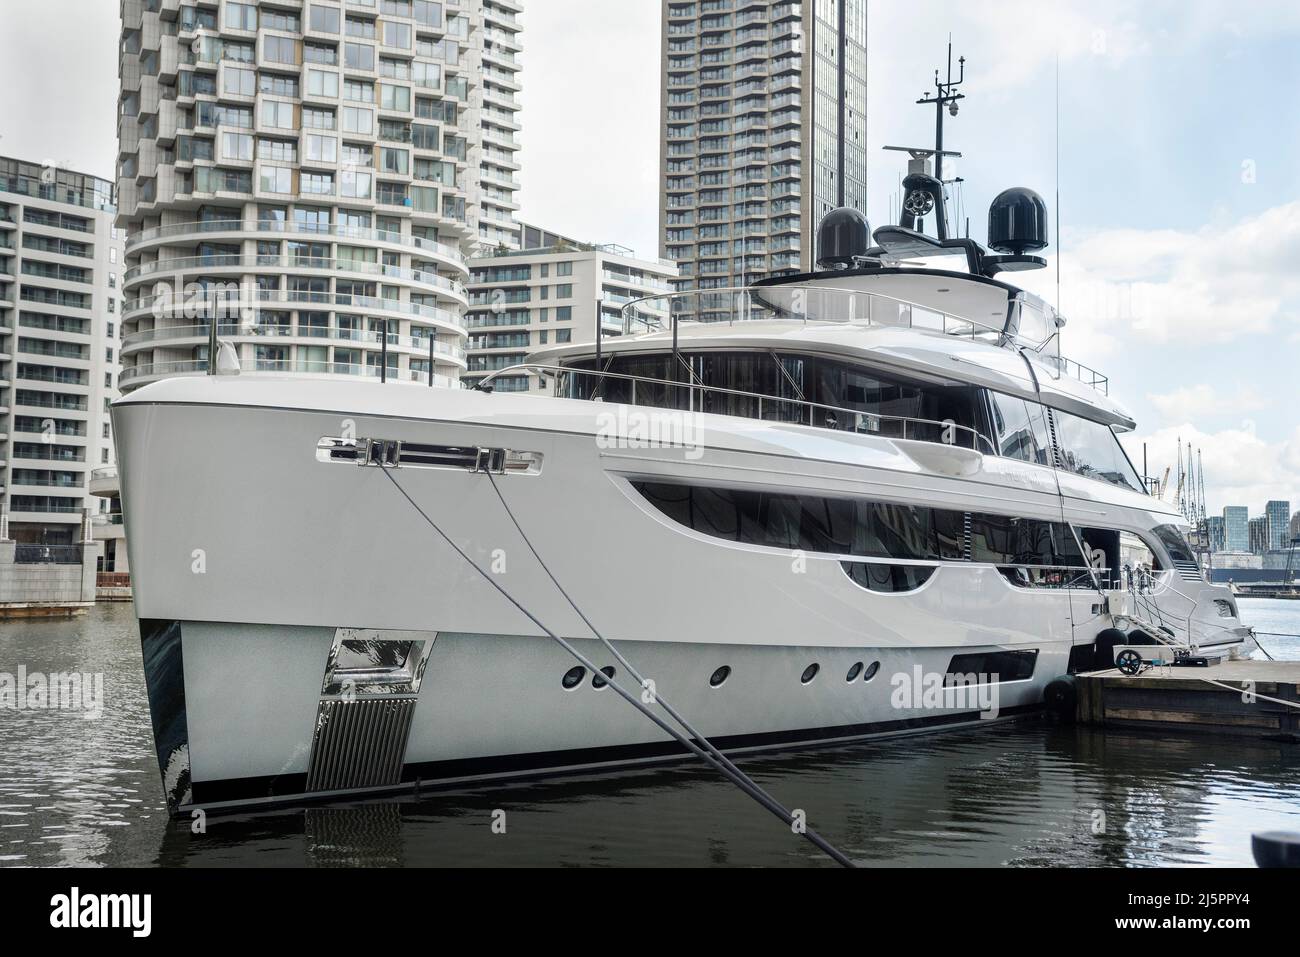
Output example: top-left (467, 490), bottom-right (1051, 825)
top-left (1055, 49), bottom-right (1061, 312)
top-left (1198, 449), bottom-right (1207, 523)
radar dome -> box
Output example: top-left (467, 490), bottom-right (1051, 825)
top-left (816, 207), bottom-right (871, 270)
top-left (988, 187), bottom-right (1049, 255)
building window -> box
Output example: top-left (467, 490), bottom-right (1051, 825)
top-left (342, 106), bottom-right (373, 134)
top-left (383, 20), bottom-right (411, 49)
top-left (344, 42), bottom-right (375, 71)
top-left (225, 2), bottom-right (257, 31)
top-left (306, 69), bottom-right (339, 98)
top-left (380, 146), bottom-right (409, 174)
top-left (380, 83), bottom-right (411, 112)
top-left (263, 35), bottom-right (298, 65)
top-left (221, 132), bottom-right (254, 161)
top-left (302, 106), bottom-right (336, 130)
top-left (223, 66), bottom-right (255, 97)
top-left (310, 4), bottom-right (341, 33)
top-left (300, 172), bottom-right (335, 195)
top-left (305, 133), bottom-right (338, 164)
top-left (259, 165), bottom-right (293, 194)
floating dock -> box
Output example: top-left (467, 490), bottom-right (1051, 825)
top-left (1076, 660), bottom-right (1300, 741)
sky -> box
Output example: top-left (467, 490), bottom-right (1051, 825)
top-left (2, 0), bottom-right (1298, 519)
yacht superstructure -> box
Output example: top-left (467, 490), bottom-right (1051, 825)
top-left (114, 73), bottom-right (1255, 815)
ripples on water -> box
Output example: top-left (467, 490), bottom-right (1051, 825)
top-left (1, 601), bottom-right (1298, 867)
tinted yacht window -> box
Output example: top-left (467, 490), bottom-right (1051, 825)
top-left (563, 351), bottom-right (990, 448)
top-left (1050, 410), bottom-right (1144, 492)
top-left (989, 392), bottom-right (1051, 466)
top-left (1152, 525), bottom-right (1198, 567)
top-left (971, 514), bottom-right (1085, 566)
top-left (635, 482), bottom-right (1071, 569)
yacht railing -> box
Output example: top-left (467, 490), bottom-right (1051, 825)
top-left (475, 361), bottom-right (998, 453)
top-left (615, 284), bottom-right (1112, 397)
top-left (1040, 353), bottom-right (1110, 396)
top-left (616, 283), bottom-right (1009, 341)
top-left (1124, 567), bottom-right (1201, 647)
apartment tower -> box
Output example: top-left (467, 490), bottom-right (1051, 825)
top-left (116, 0), bottom-right (523, 394)
top-left (660, 0), bottom-right (867, 295)
top-left (463, 225), bottom-right (679, 393)
top-left (0, 158), bottom-right (123, 610)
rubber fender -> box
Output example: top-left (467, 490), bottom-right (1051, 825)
top-left (1043, 675), bottom-right (1079, 722)
top-left (1093, 628), bottom-right (1128, 668)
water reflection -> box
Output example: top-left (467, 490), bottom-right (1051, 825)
top-left (2, 604), bottom-right (1299, 867)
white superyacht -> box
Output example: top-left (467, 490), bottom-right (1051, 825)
top-left (114, 161), bottom-right (1254, 815)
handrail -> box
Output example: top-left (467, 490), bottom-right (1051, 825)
top-left (616, 282), bottom-right (1010, 342)
top-left (1038, 353), bottom-right (1110, 396)
top-left (1125, 567), bottom-right (1201, 647)
top-left (476, 361), bottom-right (998, 453)
top-left (616, 283), bottom-right (1112, 397)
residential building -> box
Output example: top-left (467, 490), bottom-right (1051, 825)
top-left (659, 0), bottom-right (868, 298)
top-left (1264, 499), bottom-right (1290, 551)
top-left (0, 156), bottom-right (123, 613)
top-left (1248, 515), bottom-right (1268, 554)
top-left (1222, 505), bottom-right (1248, 552)
top-left (463, 227), bottom-right (679, 392)
top-left (115, 0), bottom-right (525, 396)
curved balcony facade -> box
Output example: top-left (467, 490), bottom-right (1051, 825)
top-left (113, 2), bottom-right (523, 395)
top-left (119, 217), bottom-right (472, 394)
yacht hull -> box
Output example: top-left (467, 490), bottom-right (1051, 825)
top-left (116, 377), bottom-right (1095, 812)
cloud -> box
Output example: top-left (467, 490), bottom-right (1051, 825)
top-left (1014, 199), bottom-right (1300, 354)
top-left (1146, 383), bottom-right (1268, 424)
top-left (1121, 422), bottom-right (1300, 515)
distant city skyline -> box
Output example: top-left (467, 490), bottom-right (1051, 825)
top-left (1213, 499), bottom-right (1296, 554)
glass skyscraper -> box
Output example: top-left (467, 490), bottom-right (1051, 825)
top-left (1222, 505), bottom-right (1248, 552)
top-left (1265, 499), bottom-right (1290, 550)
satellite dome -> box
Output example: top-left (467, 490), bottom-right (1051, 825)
top-left (988, 187), bottom-right (1049, 255)
top-left (816, 207), bottom-right (871, 269)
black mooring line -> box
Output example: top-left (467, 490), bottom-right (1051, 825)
top-left (380, 466), bottom-right (856, 869)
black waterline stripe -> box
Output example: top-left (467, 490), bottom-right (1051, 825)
top-left (187, 704), bottom-right (1039, 809)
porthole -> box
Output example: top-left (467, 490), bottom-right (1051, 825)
top-left (846, 661), bottom-right (864, 682)
top-left (709, 665), bottom-right (731, 688)
top-left (592, 666), bottom-right (615, 690)
top-left (561, 665), bottom-right (586, 690)
top-left (801, 663), bottom-right (820, 684)
top-left (862, 661), bottom-right (880, 683)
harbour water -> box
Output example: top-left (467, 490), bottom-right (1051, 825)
top-left (0, 599), bottom-right (1297, 868)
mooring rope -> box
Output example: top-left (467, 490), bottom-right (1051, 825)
top-left (481, 471), bottom-right (858, 865)
top-left (1198, 678), bottom-right (1300, 710)
top-left (382, 467), bottom-right (856, 869)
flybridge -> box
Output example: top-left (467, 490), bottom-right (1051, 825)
top-left (813, 42), bottom-right (1053, 283)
